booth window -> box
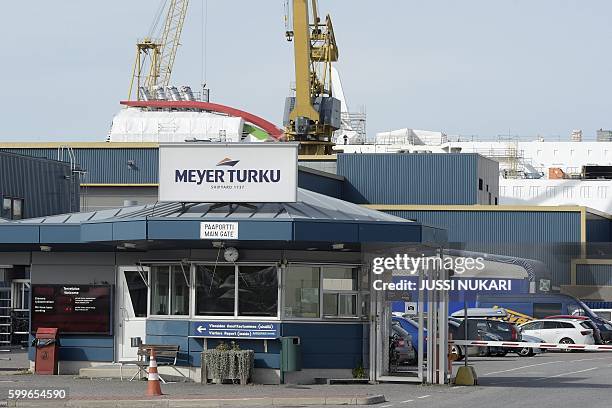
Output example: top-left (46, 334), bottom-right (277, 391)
top-left (284, 266), bottom-right (362, 319)
top-left (1, 197), bottom-right (23, 220)
top-left (171, 266), bottom-right (190, 315)
top-left (195, 265), bottom-right (236, 316)
top-left (195, 264), bottom-right (278, 317)
top-left (238, 266), bottom-right (278, 317)
top-left (150, 265), bottom-right (190, 316)
top-left (12, 199), bottom-right (23, 220)
top-left (322, 267), bottom-right (358, 317)
top-left (284, 266), bottom-right (320, 318)
top-left (1, 198), bottom-right (11, 219)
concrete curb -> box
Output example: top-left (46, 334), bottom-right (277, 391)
top-left (6, 394), bottom-right (386, 407)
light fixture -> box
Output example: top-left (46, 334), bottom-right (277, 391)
top-left (211, 241), bottom-right (224, 249)
top-left (40, 245), bottom-right (52, 252)
top-left (332, 243), bottom-right (345, 250)
top-left (306, 247), bottom-right (318, 251)
top-left (123, 243), bottom-right (137, 249)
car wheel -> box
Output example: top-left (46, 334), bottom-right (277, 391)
top-left (559, 337), bottom-right (574, 352)
top-left (518, 347), bottom-right (532, 357)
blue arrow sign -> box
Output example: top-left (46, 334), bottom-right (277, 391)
top-left (190, 321), bottom-right (280, 339)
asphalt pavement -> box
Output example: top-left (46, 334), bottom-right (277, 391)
top-left (0, 351), bottom-right (611, 407)
top-left (382, 352), bottom-right (612, 408)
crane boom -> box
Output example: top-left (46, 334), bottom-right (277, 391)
top-left (129, 0), bottom-right (190, 100)
top-left (156, 0), bottom-right (190, 88)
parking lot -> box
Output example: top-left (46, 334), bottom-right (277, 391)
top-left (383, 352), bottom-right (612, 408)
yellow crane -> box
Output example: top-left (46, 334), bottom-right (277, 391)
top-left (128, 0), bottom-right (190, 100)
top-left (284, 0), bottom-right (341, 155)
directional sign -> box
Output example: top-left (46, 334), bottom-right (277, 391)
top-left (190, 321), bottom-right (280, 339)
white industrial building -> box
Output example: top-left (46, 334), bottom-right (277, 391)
top-left (335, 129), bottom-right (612, 213)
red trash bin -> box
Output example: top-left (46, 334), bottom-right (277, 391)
top-left (34, 328), bottom-right (59, 375)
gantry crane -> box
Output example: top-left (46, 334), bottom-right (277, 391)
top-left (284, 0), bottom-right (341, 155)
top-left (128, 0), bottom-right (190, 100)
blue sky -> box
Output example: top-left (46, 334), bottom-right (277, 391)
top-left (1, 0), bottom-right (611, 141)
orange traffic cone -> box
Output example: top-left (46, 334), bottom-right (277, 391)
top-left (146, 348), bottom-right (163, 396)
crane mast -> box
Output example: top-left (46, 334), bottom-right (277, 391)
top-left (129, 0), bottom-right (190, 100)
top-left (284, 0), bottom-right (341, 155)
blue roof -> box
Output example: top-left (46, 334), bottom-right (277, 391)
top-left (0, 189), bottom-right (446, 247)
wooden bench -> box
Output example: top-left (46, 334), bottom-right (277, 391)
top-left (120, 344), bottom-right (186, 383)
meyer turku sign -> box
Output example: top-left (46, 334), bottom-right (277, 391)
top-left (159, 143), bottom-right (299, 203)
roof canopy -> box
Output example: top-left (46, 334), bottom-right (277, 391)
top-left (0, 189), bottom-right (446, 249)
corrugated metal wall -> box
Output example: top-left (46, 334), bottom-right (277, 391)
top-left (0, 152), bottom-right (79, 218)
top-left (586, 213), bottom-right (611, 242)
top-left (337, 153), bottom-right (489, 205)
top-left (477, 155), bottom-right (500, 204)
top-left (0, 148), bottom-right (158, 184)
top-left (385, 210), bottom-right (582, 286)
top-left (2, 148), bottom-right (343, 189)
top-left (576, 264), bottom-right (612, 286)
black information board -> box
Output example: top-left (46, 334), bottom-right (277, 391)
top-left (31, 285), bottom-right (113, 334)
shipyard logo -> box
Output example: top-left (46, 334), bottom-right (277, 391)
top-left (175, 158), bottom-right (281, 185)
top-left (217, 157), bottom-right (240, 167)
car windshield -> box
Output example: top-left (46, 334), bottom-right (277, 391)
top-left (488, 320), bottom-right (511, 332)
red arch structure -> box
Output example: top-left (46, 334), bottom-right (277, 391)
top-left (120, 100), bottom-right (284, 140)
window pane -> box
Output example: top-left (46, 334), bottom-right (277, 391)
top-left (12, 199), bottom-right (22, 220)
top-left (322, 267), bottom-right (357, 291)
top-left (171, 266), bottom-right (189, 315)
top-left (360, 293), bottom-right (369, 317)
top-left (542, 321), bottom-right (559, 329)
top-left (195, 265), bottom-right (235, 316)
top-left (323, 293), bottom-right (338, 316)
top-left (338, 294), bottom-right (357, 316)
top-left (151, 266), bottom-right (169, 315)
top-left (125, 270), bottom-right (147, 317)
top-left (238, 266), bottom-right (278, 317)
top-left (284, 266), bottom-right (319, 318)
top-left (1, 198), bottom-right (11, 219)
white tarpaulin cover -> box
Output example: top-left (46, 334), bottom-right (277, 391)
top-left (108, 108), bottom-right (245, 143)
top-left (375, 128), bottom-right (448, 146)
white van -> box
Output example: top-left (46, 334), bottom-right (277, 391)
top-left (591, 309), bottom-right (612, 322)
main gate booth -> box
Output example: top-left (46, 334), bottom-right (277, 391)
top-left (0, 143), bottom-right (448, 384)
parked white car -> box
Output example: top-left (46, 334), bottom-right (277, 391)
top-left (519, 319), bottom-right (595, 346)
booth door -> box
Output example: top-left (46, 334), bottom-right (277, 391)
top-left (116, 267), bottom-right (149, 361)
